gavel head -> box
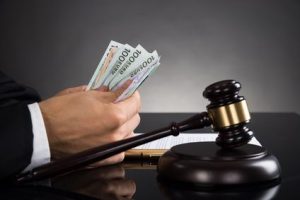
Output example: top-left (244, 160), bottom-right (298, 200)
top-left (203, 80), bottom-right (254, 148)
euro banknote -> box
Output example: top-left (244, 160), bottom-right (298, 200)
top-left (87, 40), bottom-right (122, 90)
top-left (87, 40), bottom-right (160, 102)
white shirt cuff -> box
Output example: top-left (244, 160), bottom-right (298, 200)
top-left (23, 102), bottom-right (51, 172)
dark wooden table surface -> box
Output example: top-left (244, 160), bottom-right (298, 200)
top-left (4, 113), bottom-right (298, 200)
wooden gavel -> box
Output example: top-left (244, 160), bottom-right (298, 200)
top-left (15, 80), bottom-right (253, 183)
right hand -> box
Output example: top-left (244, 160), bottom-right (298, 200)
top-left (39, 82), bottom-right (141, 166)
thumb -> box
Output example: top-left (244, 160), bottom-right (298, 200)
top-left (108, 79), bottom-right (133, 102)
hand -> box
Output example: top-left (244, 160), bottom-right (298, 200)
top-left (39, 81), bottom-right (141, 166)
top-left (52, 164), bottom-right (136, 200)
top-left (54, 85), bottom-right (87, 96)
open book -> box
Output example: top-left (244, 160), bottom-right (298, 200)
top-left (125, 133), bottom-right (261, 158)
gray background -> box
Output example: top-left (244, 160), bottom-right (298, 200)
top-left (0, 0), bottom-right (299, 113)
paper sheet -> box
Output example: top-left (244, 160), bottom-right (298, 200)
top-left (133, 133), bottom-right (261, 149)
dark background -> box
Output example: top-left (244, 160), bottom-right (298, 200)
top-left (0, 0), bottom-right (299, 113)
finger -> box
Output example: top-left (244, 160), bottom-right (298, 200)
top-left (108, 179), bottom-right (136, 198)
top-left (105, 79), bottom-right (133, 102)
top-left (106, 114), bottom-right (139, 139)
top-left (88, 152), bottom-right (125, 167)
top-left (84, 165), bottom-right (125, 180)
top-left (64, 85), bottom-right (87, 93)
top-left (113, 79), bottom-right (133, 99)
top-left (125, 131), bottom-right (135, 139)
top-left (96, 85), bottom-right (109, 92)
top-left (114, 92), bottom-right (141, 122)
top-left (88, 90), bottom-right (117, 103)
top-left (120, 115), bottom-right (140, 138)
top-left (92, 80), bottom-right (133, 103)
top-left (75, 85), bottom-right (87, 92)
top-left (56, 85), bottom-right (87, 96)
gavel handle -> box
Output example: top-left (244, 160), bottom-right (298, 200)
top-left (15, 112), bottom-right (211, 183)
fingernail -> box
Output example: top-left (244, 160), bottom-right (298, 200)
top-left (97, 86), bottom-right (109, 92)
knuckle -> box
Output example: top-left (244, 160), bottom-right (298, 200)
top-left (104, 153), bottom-right (125, 166)
top-left (102, 182), bottom-right (114, 193)
top-left (109, 132), bottom-right (123, 142)
top-left (63, 88), bottom-right (70, 94)
top-left (134, 92), bottom-right (141, 110)
top-left (86, 92), bottom-right (97, 102)
top-left (116, 152), bottom-right (125, 163)
top-left (108, 107), bottom-right (126, 127)
top-left (136, 114), bottom-right (141, 124)
top-left (128, 179), bottom-right (137, 193)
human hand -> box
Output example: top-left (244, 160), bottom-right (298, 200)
top-left (39, 81), bottom-right (141, 166)
top-left (54, 85), bottom-right (87, 96)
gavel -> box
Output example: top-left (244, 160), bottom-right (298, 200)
top-left (16, 80), bottom-right (254, 183)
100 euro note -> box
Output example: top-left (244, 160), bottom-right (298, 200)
top-left (114, 54), bottom-right (160, 102)
top-left (108, 45), bottom-right (153, 90)
top-left (103, 44), bottom-right (147, 88)
top-left (101, 44), bottom-right (136, 87)
top-left (87, 40), bottom-right (123, 90)
top-left (115, 62), bottom-right (160, 102)
top-left (87, 40), bottom-right (160, 102)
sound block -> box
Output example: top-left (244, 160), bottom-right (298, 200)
top-left (157, 142), bottom-right (281, 187)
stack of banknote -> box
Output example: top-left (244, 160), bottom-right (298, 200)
top-left (87, 41), bottom-right (160, 102)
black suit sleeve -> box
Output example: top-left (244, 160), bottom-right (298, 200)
top-left (0, 71), bottom-right (41, 180)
